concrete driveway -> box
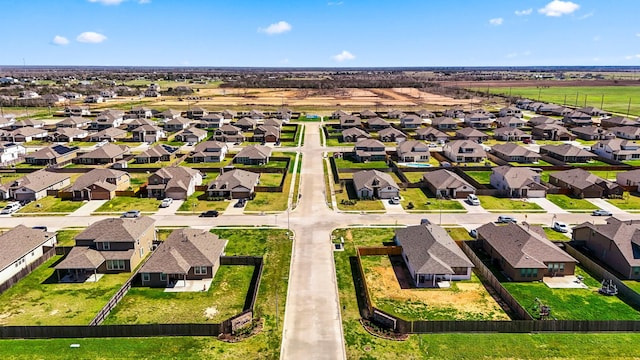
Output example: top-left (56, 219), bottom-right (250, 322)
top-left (155, 199), bottom-right (183, 215)
top-left (587, 198), bottom-right (626, 215)
top-left (67, 200), bottom-right (108, 217)
top-left (457, 199), bottom-right (489, 214)
top-left (527, 197), bottom-right (569, 214)
top-left (382, 198), bottom-right (405, 214)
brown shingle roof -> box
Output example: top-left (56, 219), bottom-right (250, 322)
top-left (0, 225), bottom-right (55, 271)
top-left (75, 217), bottom-right (155, 244)
top-left (208, 169), bottom-right (259, 192)
top-left (68, 168), bottom-right (129, 192)
top-left (54, 246), bottom-right (105, 270)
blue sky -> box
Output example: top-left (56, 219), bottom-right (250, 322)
top-left (1, 0), bottom-right (639, 67)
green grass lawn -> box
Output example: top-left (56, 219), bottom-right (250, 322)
top-left (103, 265), bottom-right (254, 324)
top-left (623, 159), bottom-right (640, 166)
top-left (589, 170), bottom-right (623, 181)
top-left (607, 193), bottom-right (640, 211)
top-left (465, 171), bottom-right (492, 184)
top-left (542, 227), bottom-right (572, 241)
top-left (623, 280), bottom-right (640, 294)
top-left (178, 191), bottom-right (229, 213)
top-left (93, 197), bottom-right (161, 214)
top-left (0, 255), bottom-right (132, 325)
top-left (17, 197), bottom-right (84, 215)
top-left (334, 185), bottom-right (385, 211)
top-left (399, 188), bottom-right (465, 212)
top-left (56, 229), bottom-right (83, 246)
top-left (546, 194), bottom-right (599, 212)
top-left (245, 173), bottom-right (294, 212)
top-left (509, 159), bottom-right (553, 167)
top-left (476, 196), bottom-right (545, 212)
top-left (445, 227), bottom-right (474, 241)
top-left (128, 172), bottom-right (149, 187)
top-left (502, 266), bottom-right (640, 320)
top-left (259, 173), bottom-right (285, 187)
top-left (181, 157), bottom-right (233, 168)
top-left (569, 160), bottom-right (611, 167)
top-left (403, 171), bottom-right (426, 183)
top-left (126, 160), bottom-right (176, 168)
top-left (333, 156), bottom-right (388, 169)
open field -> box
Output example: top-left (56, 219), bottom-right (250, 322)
top-left (362, 255), bottom-right (508, 321)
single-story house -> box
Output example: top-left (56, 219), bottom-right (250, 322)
top-left (342, 127), bottom-right (371, 142)
top-left (400, 115), bottom-right (421, 129)
top-left (378, 127), bottom-right (407, 143)
top-left (366, 117), bottom-right (391, 130)
top-left (339, 115), bottom-right (361, 129)
top-left (491, 143), bottom-right (540, 163)
top-left (352, 169), bottom-right (399, 199)
top-left (456, 128), bottom-right (488, 142)
top-left (147, 166), bottom-right (203, 200)
top-left (414, 127), bottom-right (448, 143)
top-left (61, 168), bottom-right (130, 201)
top-left (610, 126), bottom-right (640, 140)
top-left (174, 127), bottom-right (208, 143)
top-left (563, 111), bottom-right (593, 126)
top-left (163, 117), bottom-right (192, 132)
top-left (548, 168), bottom-right (623, 198)
top-left (493, 127), bottom-right (531, 142)
top-left (0, 169), bottom-right (70, 201)
top-left (56, 116), bottom-right (92, 129)
top-left (616, 169), bottom-right (640, 188)
top-left (51, 128), bottom-right (89, 143)
top-left (25, 144), bottom-right (79, 166)
top-left (88, 128), bottom-right (128, 142)
top-left (0, 225), bottom-right (57, 285)
top-left (134, 145), bottom-right (177, 164)
top-left (571, 126), bottom-right (615, 141)
top-left (207, 169), bottom-right (260, 199)
top-left (591, 139), bottom-right (640, 161)
top-left (431, 117), bottom-right (458, 130)
top-left (212, 124), bottom-right (244, 143)
top-left (421, 169), bottom-right (475, 199)
top-left (539, 144), bottom-right (596, 163)
top-left (496, 116), bottom-right (527, 128)
top-left (189, 141), bottom-right (228, 163)
top-left (531, 124), bottom-right (575, 141)
top-left (601, 117), bottom-right (639, 129)
top-left (233, 144), bottom-right (272, 165)
top-left (73, 143), bottom-right (129, 165)
top-left (397, 140), bottom-right (430, 162)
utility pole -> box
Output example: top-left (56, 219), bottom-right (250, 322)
top-left (575, 92), bottom-right (579, 107)
top-left (627, 97), bottom-right (632, 118)
top-left (600, 94), bottom-right (604, 110)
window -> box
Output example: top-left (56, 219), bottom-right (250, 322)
top-left (160, 273), bottom-right (167, 281)
top-left (634, 267), bottom-right (640, 276)
top-left (106, 260), bottom-right (125, 271)
top-left (142, 273), bottom-right (150, 282)
top-left (102, 242), bottom-right (110, 250)
top-left (520, 268), bottom-right (538, 278)
top-left (194, 266), bottom-right (208, 275)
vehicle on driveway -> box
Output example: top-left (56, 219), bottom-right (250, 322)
top-left (1, 202), bottom-right (21, 214)
top-left (466, 194), bottom-right (481, 206)
top-left (389, 197), bottom-right (401, 205)
top-left (469, 229), bottom-right (477, 238)
top-left (497, 215), bottom-right (517, 224)
top-left (553, 221), bottom-right (570, 233)
top-left (234, 198), bottom-right (246, 208)
top-left (199, 210), bottom-right (219, 217)
top-left (160, 198), bottom-right (173, 208)
top-left (121, 210), bottom-right (141, 218)
top-left (420, 218), bottom-right (431, 225)
top-left (592, 209), bottom-right (612, 216)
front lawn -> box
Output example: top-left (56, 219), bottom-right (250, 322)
top-left (546, 194), bottom-right (599, 212)
top-left (476, 196), bottom-right (545, 212)
top-left (399, 188), bottom-right (465, 212)
top-left (178, 191), bottom-right (229, 213)
top-left (103, 265), bottom-right (254, 324)
top-left (334, 186), bottom-right (385, 212)
top-left (607, 193), bottom-right (640, 211)
top-left (17, 197), bottom-right (84, 215)
top-left (0, 255), bottom-right (132, 325)
top-left (502, 266), bottom-right (640, 320)
top-left (93, 197), bottom-right (161, 214)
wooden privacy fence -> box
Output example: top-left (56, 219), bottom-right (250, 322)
top-left (0, 247), bottom-right (56, 295)
top-left (0, 324), bottom-right (222, 339)
top-left (409, 320), bottom-right (640, 333)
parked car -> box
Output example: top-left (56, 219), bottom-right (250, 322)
top-left (497, 215), bottom-right (517, 224)
top-left (160, 198), bottom-right (173, 208)
top-left (121, 210), bottom-right (141, 218)
top-left (469, 229), bottom-right (477, 238)
top-left (420, 218), bottom-right (431, 225)
top-left (234, 198), bottom-right (247, 208)
top-left (466, 194), bottom-right (481, 206)
top-left (592, 209), bottom-right (612, 216)
top-left (32, 226), bottom-right (48, 232)
top-left (1, 202), bottom-right (21, 214)
top-left (553, 221), bottom-right (570, 233)
top-left (199, 210), bottom-right (219, 217)
top-left (389, 196), bottom-right (401, 205)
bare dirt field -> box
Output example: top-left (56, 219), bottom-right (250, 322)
top-left (442, 79), bottom-right (640, 88)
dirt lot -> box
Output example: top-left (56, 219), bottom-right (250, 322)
top-left (442, 79), bottom-right (640, 88)
top-left (362, 255), bottom-right (509, 320)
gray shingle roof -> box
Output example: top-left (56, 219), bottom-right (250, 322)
top-left (75, 217), bottom-right (155, 243)
top-left (208, 169), bottom-right (260, 192)
top-left (422, 169), bottom-right (475, 191)
top-left (68, 168), bottom-right (129, 192)
top-left (0, 225), bottom-right (56, 271)
top-left (352, 170), bottom-right (399, 192)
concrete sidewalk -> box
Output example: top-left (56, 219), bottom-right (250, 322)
top-left (587, 198), bottom-right (626, 215)
top-left (528, 198), bottom-right (569, 214)
top-left (67, 200), bottom-right (108, 217)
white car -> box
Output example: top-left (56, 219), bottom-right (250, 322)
top-left (389, 197), bottom-right (401, 205)
top-left (467, 194), bottom-right (481, 206)
top-left (160, 198), bottom-right (173, 208)
top-left (1, 202), bottom-right (21, 214)
top-left (553, 221), bottom-right (570, 233)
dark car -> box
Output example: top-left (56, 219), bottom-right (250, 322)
top-left (199, 210), bottom-right (219, 217)
top-left (234, 198), bottom-right (246, 208)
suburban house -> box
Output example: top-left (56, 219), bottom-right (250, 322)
top-left (247, 109), bottom-right (265, 120)
top-left (174, 127), bottom-right (208, 143)
top-left (394, 224), bottom-right (474, 287)
top-left (253, 125), bottom-right (281, 143)
top-left (212, 124), bottom-right (244, 143)
top-left (233, 144), bottom-right (272, 165)
top-left (56, 116), bottom-right (91, 129)
top-left (163, 117), bottom-right (192, 132)
top-left (577, 106), bottom-right (608, 117)
top-left (353, 139), bottom-right (387, 162)
top-left (134, 145), bottom-right (177, 164)
top-left (397, 140), bottom-right (430, 162)
top-left (73, 143), bottom-right (129, 165)
top-left (197, 114), bottom-right (224, 129)
top-left (342, 127), bottom-right (371, 142)
top-left (147, 166), bottom-right (203, 200)
top-left (189, 141), bottom-right (228, 163)
top-left (496, 116), bottom-right (526, 128)
top-left (400, 115), bottom-right (421, 129)
top-left (352, 169), bottom-right (399, 199)
top-left (490, 166), bottom-right (547, 198)
top-left (158, 109), bottom-right (182, 120)
top-left (132, 124), bottom-right (165, 143)
top-left (538, 104), bottom-right (570, 116)
top-left (617, 169), bottom-right (640, 188)
top-left (491, 143), bottom-right (541, 163)
top-left (378, 127), bottom-right (407, 143)
top-left (186, 107), bottom-right (208, 119)
top-left (1, 127), bottom-right (48, 142)
top-left (421, 169), bottom-right (475, 199)
top-left (498, 106), bottom-right (523, 118)
top-left (532, 124), bottom-right (576, 141)
top-left (572, 218), bottom-right (640, 280)
top-left (601, 117), bottom-right (639, 128)
top-left (64, 105), bottom-right (90, 116)
top-left (387, 110), bottom-right (406, 119)
top-left (0, 169), bottom-right (70, 201)
top-left (90, 111), bottom-right (124, 130)
top-left (84, 95), bottom-right (104, 103)
top-left (61, 168), bottom-right (130, 201)
top-left (129, 107), bottom-right (153, 119)
top-left (571, 126), bottom-right (615, 141)
top-left (61, 92), bottom-right (83, 100)
top-left (456, 128), bottom-right (489, 142)
top-left (416, 109), bottom-right (435, 119)
top-left (42, 94), bottom-right (67, 104)
top-left (431, 117), bottom-right (458, 130)
top-left (610, 126), bottom-right (640, 140)
top-left (100, 90), bottom-right (117, 99)
top-left (234, 117), bottom-right (258, 131)
top-left (366, 117), bottom-right (391, 130)
top-left (25, 144), bottom-right (79, 166)
top-left (11, 119), bottom-right (45, 129)
top-left (207, 169), bottom-right (260, 199)
top-left (339, 115), bottom-right (362, 129)
top-left (54, 217), bottom-right (156, 281)
top-left (563, 111), bottom-right (593, 127)
top-left (591, 139), bottom-right (640, 161)
top-left (443, 140), bottom-right (486, 163)
top-left (0, 142), bottom-right (26, 165)
top-left (548, 168), bottom-right (623, 198)
top-left (477, 222), bottom-right (578, 282)
top-left (442, 108), bottom-right (464, 119)
top-left (493, 127), bottom-right (531, 142)
top-left (51, 128), bottom-right (89, 142)
top-left (139, 229), bottom-right (228, 288)
top-left (126, 118), bottom-right (156, 131)
top-left (528, 116), bottom-right (560, 127)
top-left (88, 128), bottom-right (128, 142)
top-left (0, 225), bottom-right (57, 286)
top-left (463, 112), bottom-right (494, 129)
top-left (0, 116), bottom-right (15, 129)
top-left (359, 109), bottom-right (378, 118)
top-left (539, 144), bottom-right (596, 163)
top-left (515, 98), bottom-right (533, 109)
top-left (264, 118), bottom-right (283, 128)
top-left (415, 127), bottom-right (448, 143)
top-left (331, 110), bottom-right (350, 119)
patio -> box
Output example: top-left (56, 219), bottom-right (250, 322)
top-left (164, 278), bottom-right (213, 293)
top-left (543, 275), bottom-right (588, 289)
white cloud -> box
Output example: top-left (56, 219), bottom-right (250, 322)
top-left (579, 11), bottom-right (594, 19)
top-left (52, 35), bottom-right (69, 45)
top-left (625, 54), bottom-right (640, 60)
top-left (258, 21), bottom-right (292, 35)
top-left (489, 18), bottom-right (503, 26)
top-left (515, 8), bottom-right (532, 16)
top-left (88, 0), bottom-right (126, 5)
top-left (538, 0), bottom-right (580, 17)
top-left (636, 33), bottom-right (640, 37)
top-left (280, 58), bottom-right (290, 64)
top-left (76, 31), bottom-right (107, 43)
top-left (332, 50), bottom-right (355, 62)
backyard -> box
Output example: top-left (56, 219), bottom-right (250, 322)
top-left (399, 188), bottom-right (465, 212)
top-left (465, 171), bottom-right (491, 185)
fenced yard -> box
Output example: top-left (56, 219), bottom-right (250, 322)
top-left (399, 188), bottom-right (465, 212)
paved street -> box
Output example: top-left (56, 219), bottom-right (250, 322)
top-left (1, 121), bottom-right (637, 360)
